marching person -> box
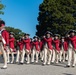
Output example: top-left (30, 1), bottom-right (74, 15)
top-left (39, 38), bottom-right (44, 62)
top-left (59, 36), bottom-right (68, 62)
top-left (51, 36), bottom-right (56, 63)
top-left (43, 31), bottom-right (53, 65)
top-left (20, 33), bottom-right (31, 64)
top-left (30, 38), bottom-right (33, 52)
top-left (66, 30), bottom-right (76, 67)
top-left (53, 34), bottom-right (60, 64)
top-left (16, 37), bottom-right (24, 63)
top-left (0, 20), bottom-right (9, 69)
top-left (9, 32), bottom-right (15, 64)
top-left (31, 36), bottom-right (40, 63)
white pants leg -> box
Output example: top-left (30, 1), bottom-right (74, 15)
top-left (7, 47), bottom-right (10, 63)
top-left (1, 43), bottom-right (7, 67)
top-left (31, 49), bottom-right (35, 62)
top-left (27, 54), bottom-right (30, 64)
top-left (10, 48), bottom-right (14, 63)
top-left (47, 50), bottom-right (52, 64)
top-left (72, 50), bottom-right (76, 66)
top-left (51, 49), bottom-right (55, 63)
top-left (63, 51), bottom-right (65, 62)
top-left (67, 48), bottom-right (72, 66)
top-left (36, 51), bottom-right (39, 63)
top-left (41, 50), bottom-right (44, 61)
top-left (59, 50), bottom-right (63, 62)
top-left (43, 48), bottom-right (47, 65)
top-left (20, 49), bottom-right (25, 63)
top-left (65, 51), bottom-right (68, 61)
top-left (40, 51), bottom-right (42, 59)
top-left (16, 50), bottom-right (20, 62)
top-left (55, 51), bottom-right (59, 63)
top-left (26, 50), bottom-right (30, 64)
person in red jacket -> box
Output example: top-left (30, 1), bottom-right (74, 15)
top-left (42, 31), bottom-right (53, 65)
top-left (59, 37), bottom-right (68, 62)
top-left (39, 38), bottom-right (44, 62)
top-left (0, 20), bottom-right (9, 69)
top-left (66, 30), bottom-right (76, 67)
top-left (53, 34), bottom-right (60, 64)
top-left (9, 32), bottom-right (15, 64)
top-left (30, 38), bottom-right (33, 50)
top-left (20, 33), bottom-right (31, 64)
top-left (16, 37), bottom-right (24, 63)
top-left (31, 36), bottom-right (40, 63)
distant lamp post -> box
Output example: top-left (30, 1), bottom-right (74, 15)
top-left (74, 22), bottom-right (76, 30)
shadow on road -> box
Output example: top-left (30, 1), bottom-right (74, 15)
top-left (63, 73), bottom-right (73, 75)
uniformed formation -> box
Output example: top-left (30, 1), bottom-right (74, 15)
top-left (0, 20), bottom-right (76, 69)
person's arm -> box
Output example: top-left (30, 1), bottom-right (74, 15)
top-left (4, 31), bottom-right (9, 46)
top-left (44, 38), bottom-right (52, 42)
top-left (23, 39), bottom-right (30, 43)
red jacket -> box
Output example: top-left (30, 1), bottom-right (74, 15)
top-left (60, 41), bottom-right (68, 51)
top-left (9, 37), bottom-right (15, 49)
top-left (44, 38), bottom-right (53, 50)
top-left (63, 41), bottom-right (68, 51)
top-left (1, 30), bottom-right (9, 46)
top-left (23, 38), bottom-right (31, 50)
top-left (39, 40), bottom-right (44, 51)
top-left (30, 42), bottom-right (33, 50)
top-left (17, 41), bottom-right (24, 51)
top-left (53, 39), bottom-right (60, 51)
top-left (33, 41), bottom-right (40, 51)
top-left (69, 36), bottom-right (76, 49)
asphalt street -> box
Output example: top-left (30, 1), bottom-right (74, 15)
top-left (0, 57), bottom-right (76, 75)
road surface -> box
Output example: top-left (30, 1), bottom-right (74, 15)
top-left (0, 57), bottom-right (76, 75)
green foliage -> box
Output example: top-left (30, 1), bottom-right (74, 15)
top-left (36, 0), bottom-right (76, 36)
top-left (6, 27), bottom-right (25, 40)
top-left (0, 1), bottom-right (5, 15)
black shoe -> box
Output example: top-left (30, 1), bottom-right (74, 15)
top-left (72, 65), bottom-right (75, 68)
top-left (51, 62), bottom-right (54, 64)
top-left (66, 65), bottom-right (70, 67)
top-left (42, 63), bottom-right (45, 66)
top-left (31, 62), bottom-right (34, 64)
top-left (1, 67), bottom-right (7, 69)
top-left (41, 60), bottom-right (43, 62)
top-left (20, 62), bottom-right (24, 65)
top-left (59, 61), bottom-right (61, 63)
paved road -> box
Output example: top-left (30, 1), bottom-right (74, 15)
top-left (0, 57), bottom-right (76, 75)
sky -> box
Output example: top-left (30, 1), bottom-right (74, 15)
top-left (0, 0), bottom-right (43, 37)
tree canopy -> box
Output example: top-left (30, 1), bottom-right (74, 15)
top-left (36, 0), bottom-right (76, 36)
top-left (0, 1), bottom-right (5, 15)
top-left (6, 27), bottom-right (25, 40)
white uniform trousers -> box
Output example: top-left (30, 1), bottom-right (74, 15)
top-left (20, 48), bottom-right (25, 63)
top-left (7, 47), bottom-right (10, 63)
top-left (0, 42), bottom-right (7, 67)
top-left (43, 48), bottom-right (52, 65)
top-left (59, 48), bottom-right (68, 62)
top-left (16, 50), bottom-right (22, 62)
top-left (31, 48), bottom-right (39, 63)
top-left (51, 49), bottom-right (55, 63)
top-left (40, 50), bottom-right (44, 61)
top-left (10, 48), bottom-right (14, 63)
top-left (20, 48), bottom-right (30, 64)
top-left (67, 47), bottom-right (76, 66)
top-left (55, 50), bottom-right (60, 63)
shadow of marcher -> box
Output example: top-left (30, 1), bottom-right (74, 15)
top-left (63, 73), bottom-right (73, 75)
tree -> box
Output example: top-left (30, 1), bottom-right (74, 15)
top-left (36, 0), bottom-right (76, 36)
top-left (6, 27), bottom-right (25, 40)
top-left (0, 0), bottom-right (5, 15)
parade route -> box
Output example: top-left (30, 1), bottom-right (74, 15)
top-left (0, 57), bottom-right (76, 75)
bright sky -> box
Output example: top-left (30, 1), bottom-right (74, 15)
top-left (0, 0), bottom-right (43, 37)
